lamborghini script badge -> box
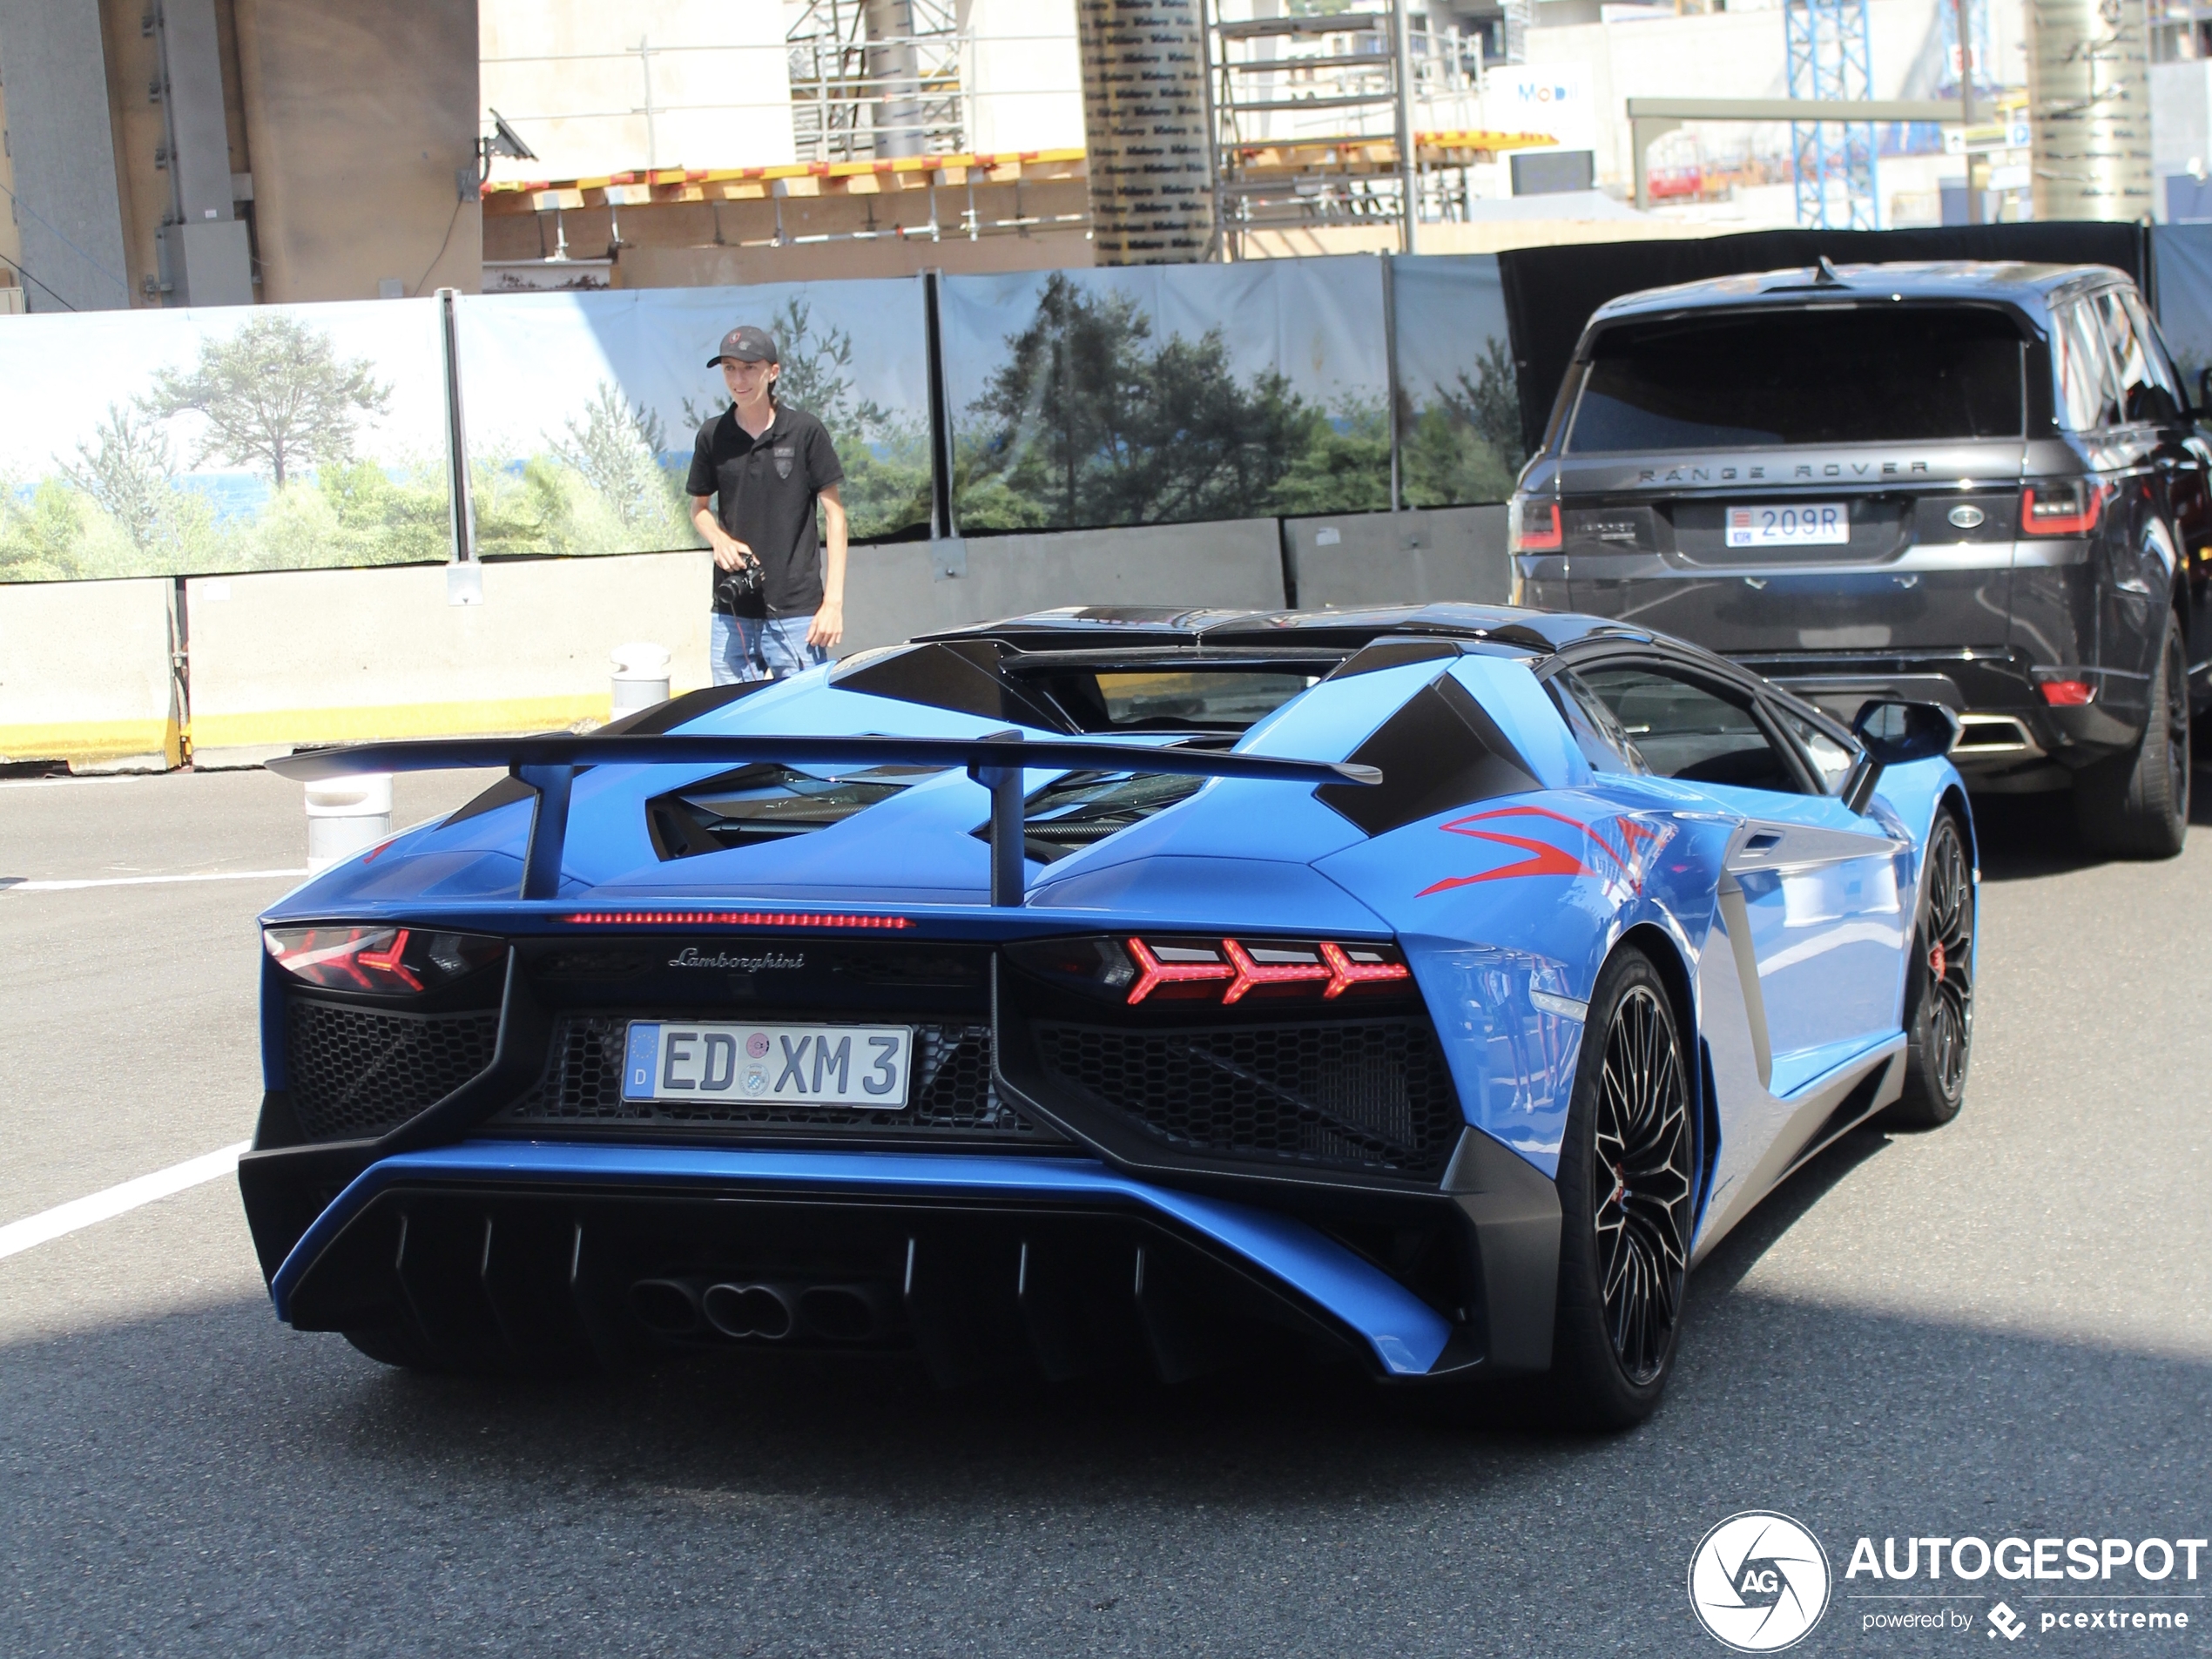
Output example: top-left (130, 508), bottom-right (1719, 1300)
top-left (667, 948), bottom-right (806, 972)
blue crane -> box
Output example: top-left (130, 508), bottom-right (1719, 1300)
top-left (1786, 0), bottom-right (1878, 228)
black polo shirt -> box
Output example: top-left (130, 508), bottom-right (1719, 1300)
top-left (685, 401), bottom-right (844, 618)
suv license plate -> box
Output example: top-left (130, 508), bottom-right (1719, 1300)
top-left (1725, 503), bottom-right (1848, 547)
top-left (622, 1021), bottom-right (913, 1108)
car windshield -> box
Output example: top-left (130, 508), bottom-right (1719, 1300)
top-left (1567, 306), bottom-right (2027, 452)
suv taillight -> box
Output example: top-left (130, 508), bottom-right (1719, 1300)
top-left (2020, 479), bottom-right (2106, 537)
top-left (1508, 498), bottom-right (1562, 554)
top-left (264, 926), bottom-right (504, 994)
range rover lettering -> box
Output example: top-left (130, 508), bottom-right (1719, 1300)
top-left (1510, 259), bottom-right (2207, 856)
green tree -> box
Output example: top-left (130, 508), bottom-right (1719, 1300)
top-left (1269, 400), bottom-right (1392, 517)
top-left (1440, 336), bottom-right (1526, 475)
top-left (552, 379), bottom-right (674, 532)
top-left (0, 476), bottom-right (91, 582)
top-left (962, 273), bottom-right (1318, 529)
top-left (316, 460), bottom-right (453, 566)
top-left (1399, 337), bottom-right (1526, 509)
top-left (60, 403), bottom-right (179, 553)
top-left (147, 313), bottom-right (391, 486)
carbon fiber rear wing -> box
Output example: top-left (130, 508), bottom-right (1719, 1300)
top-left (266, 730), bottom-right (1380, 906)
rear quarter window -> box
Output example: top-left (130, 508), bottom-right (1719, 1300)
top-left (1568, 307), bottom-right (2027, 452)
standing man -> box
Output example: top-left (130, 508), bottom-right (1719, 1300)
top-left (688, 324), bottom-right (847, 685)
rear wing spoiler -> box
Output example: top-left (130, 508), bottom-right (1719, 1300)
top-left (266, 730), bottom-right (1379, 906)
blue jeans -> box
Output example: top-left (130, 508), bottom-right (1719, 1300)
top-left (711, 613), bottom-right (828, 685)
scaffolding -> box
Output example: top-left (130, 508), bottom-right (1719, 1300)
top-left (1785, 0), bottom-right (1879, 228)
top-left (1204, 0), bottom-right (1525, 255)
top-left (785, 0), bottom-right (966, 164)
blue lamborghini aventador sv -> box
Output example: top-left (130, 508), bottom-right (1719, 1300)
top-left (242, 604), bottom-right (1974, 1426)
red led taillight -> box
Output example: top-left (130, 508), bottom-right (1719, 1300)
top-left (2038, 679), bottom-right (2095, 706)
top-left (1222, 939), bottom-right (1330, 1003)
top-left (1317, 940), bottom-right (1413, 997)
top-left (1003, 934), bottom-right (1415, 1007)
top-left (1125, 937), bottom-right (1235, 1002)
top-left (2020, 480), bottom-right (2106, 537)
top-left (559, 910), bottom-right (913, 928)
top-left (263, 926), bottom-right (503, 993)
top-left (1123, 935), bottom-right (1411, 1006)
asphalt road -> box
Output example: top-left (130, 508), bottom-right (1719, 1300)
top-left (2, 768), bottom-right (2207, 1656)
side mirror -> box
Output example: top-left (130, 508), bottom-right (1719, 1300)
top-left (2197, 366), bottom-right (2212, 420)
top-left (1841, 699), bottom-right (1959, 813)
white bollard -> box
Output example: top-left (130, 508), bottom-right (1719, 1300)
top-left (610, 641), bottom-right (672, 713)
top-left (304, 774), bottom-right (394, 871)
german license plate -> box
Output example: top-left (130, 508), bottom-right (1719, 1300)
top-left (621, 1021), bottom-right (912, 1108)
top-left (1725, 502), bottom-right (1849, 547)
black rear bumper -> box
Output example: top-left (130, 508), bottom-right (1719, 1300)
top-left (1737, 648), bottom-right (2148, 784)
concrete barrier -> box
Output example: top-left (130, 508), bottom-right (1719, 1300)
top-left (840, 518), bottom-right (1288, 653)
top-left (185, 551), bottom-right (713, 766)
top-left (1281, 505), bottom-right (1511, 610)
top-left (0, 577), bottom-right (179, 769)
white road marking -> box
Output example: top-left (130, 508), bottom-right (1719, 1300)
top-left (1, 867), bottom-right (307, 892)
top-left (0, 1142), bottom-right (252, 1262)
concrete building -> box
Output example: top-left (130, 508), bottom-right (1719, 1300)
top-left (0, 0), bottom-right (477, 312)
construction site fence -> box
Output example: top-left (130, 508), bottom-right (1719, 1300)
top-left (0, 253), bottom-right (1515, 591)
top-left (8, 220), bottom-right (2205, 597)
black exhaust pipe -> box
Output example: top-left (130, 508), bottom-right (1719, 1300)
top-left (628, 1278), bottom-right (703, 1336)
top-left (702, 1282), bottom-right (794, 1341)
top-left (797, 1283), bottom-right (884, 1342)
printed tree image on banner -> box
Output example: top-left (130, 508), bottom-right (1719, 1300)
top-left (0, 302), bottom-right (454, 583)
top-left (453, 280), bottom-right (933, 559)
top-left (1391, 254), bottom-right (1525, 509)
top-left (942, 259), bottom-right (1393, 532)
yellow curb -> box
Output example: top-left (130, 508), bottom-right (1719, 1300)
top-left (0, 718), bottom-right (179, 766)
top-left (185, 695), bottom-right (625, 750)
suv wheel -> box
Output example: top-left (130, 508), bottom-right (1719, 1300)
top-left (2074, 614), bottom-right (2189, 860)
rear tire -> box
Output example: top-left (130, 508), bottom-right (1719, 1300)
top-left (1548, 946), bottom-right (1696, 1430)
top-left (2074, 615), bottom-right (2189, 859)
top-left (1886, 810), bottom-right (1974, 1130)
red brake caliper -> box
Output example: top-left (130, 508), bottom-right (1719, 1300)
top-left (1929, 941), bottom-right (1947, 981)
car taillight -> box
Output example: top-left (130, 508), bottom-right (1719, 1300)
top-left (264, 926), bottom-right (504, 993)
top-left (2038, 679), bottom-right (2095, 706)
top-left (1508, 498), bottom-right (1562, 554)
top-left (1004, 934), bottom-right (1413, 1007)
top-left (2020, 479), bottom-right (2105, 536)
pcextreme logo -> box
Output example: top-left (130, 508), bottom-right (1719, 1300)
top-left (1689, 1512), bottom-right (1833, 1652)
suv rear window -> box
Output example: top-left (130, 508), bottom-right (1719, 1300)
top-left (1567, 307), bottom-right (2026, 452)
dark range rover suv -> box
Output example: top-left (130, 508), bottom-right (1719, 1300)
top-left (1510, 259), bottom-right (2207, 855)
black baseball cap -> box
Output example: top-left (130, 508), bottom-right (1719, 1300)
top-left (708, 325), bottom-right (779, 367)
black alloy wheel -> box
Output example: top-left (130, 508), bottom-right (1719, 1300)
top-left (2074, 613), bottom-right (2189, 859)
top-left (1889, 812), bottom-right (1974, 1128)
top-left (1549, 945), bottom-right (1696, 1427)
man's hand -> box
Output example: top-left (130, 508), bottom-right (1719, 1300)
top-left (807, 597), bottom-right (844, 650)
top-left (691, 496), bottom-right (757, 575)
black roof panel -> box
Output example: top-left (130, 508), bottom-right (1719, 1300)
top-left (919, 603), bottom-right (1651, 655)
top-left (1586, 258), bottom-right (2123, 331)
